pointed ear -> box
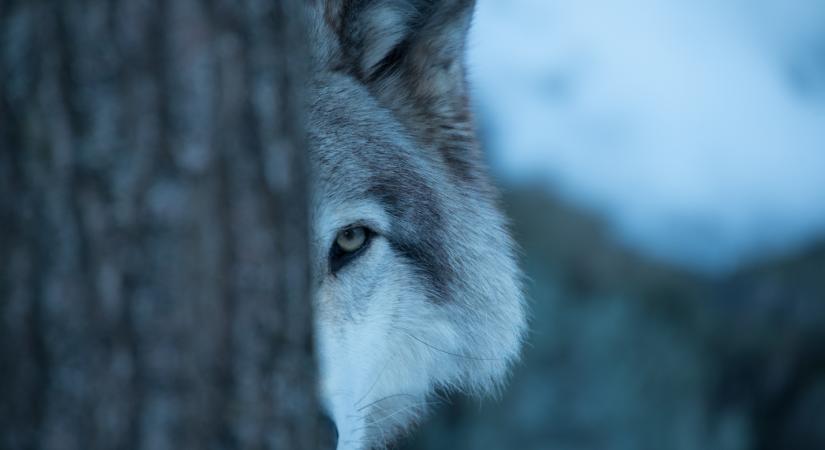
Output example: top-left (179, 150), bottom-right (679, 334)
top-left (331, 1), bottom-right (481, 177)
top-left (337, 0), bottom-right (474, 93)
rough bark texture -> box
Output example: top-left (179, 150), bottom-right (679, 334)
top-left (0, 1), bottom-right (321, 449)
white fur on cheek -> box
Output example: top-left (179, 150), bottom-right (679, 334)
top-left (311, 192), bottom-right (526, 450)
top-left (315, 240), bottom-right (464, 450)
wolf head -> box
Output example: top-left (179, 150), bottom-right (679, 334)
top-left (306, 1), bottom-right (527, 448)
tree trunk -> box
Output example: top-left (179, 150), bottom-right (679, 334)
top-left (0, 1), bottom-right (323, 449)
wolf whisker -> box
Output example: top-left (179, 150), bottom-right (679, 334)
top-left (354, 353), bottom-right (396, 409)
top-left (399, 329), bottom-right (507, 362)
top-left (350, 400), bottom-right (439, 435)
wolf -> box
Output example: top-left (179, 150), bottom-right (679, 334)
top-left (307, 1), bottom-right (527, 448)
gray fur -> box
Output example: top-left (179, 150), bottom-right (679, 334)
top-left (307, 1), bottom-right (527, 448)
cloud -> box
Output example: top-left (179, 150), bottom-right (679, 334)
top-left (470, 0), bottom-right (825, 272)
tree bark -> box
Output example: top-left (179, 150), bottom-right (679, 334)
top-left (0, 1), bottom-right (322, 449)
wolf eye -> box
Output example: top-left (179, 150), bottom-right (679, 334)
top-left (336, 226), bottom-right (367, 252)
top-left (330, 226), bottom-right (372, 273)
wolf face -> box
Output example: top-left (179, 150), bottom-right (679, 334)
top-left (307, 1), bottom-right (527, 448)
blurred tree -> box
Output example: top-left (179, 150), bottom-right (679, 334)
top-left (0, 1), bottom-right (325, 449)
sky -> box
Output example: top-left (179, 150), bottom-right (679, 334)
top-left (468, 0), bottom-right (825, 273)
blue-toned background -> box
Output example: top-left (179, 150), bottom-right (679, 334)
top-left (406, 1), bottom-right (825, 448)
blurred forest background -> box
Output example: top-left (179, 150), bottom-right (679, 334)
top-left (406, 0), bottom-right (825, 449)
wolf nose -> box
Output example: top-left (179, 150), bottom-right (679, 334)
top-left (317, 411), bottom-right (338, 448)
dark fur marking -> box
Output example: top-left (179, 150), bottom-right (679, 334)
top-left (366, 37), bottom-right (411, 83)
top-left (367, 175), bottom-right (453, 301)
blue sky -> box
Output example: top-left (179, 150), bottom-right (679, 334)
top-left (469, 0), bottom-right (825, 273)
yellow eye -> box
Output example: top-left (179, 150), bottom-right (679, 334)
top-left (336, 226), bottom-right (367, 253)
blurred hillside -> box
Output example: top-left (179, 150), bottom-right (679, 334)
top-left (402, 187), bottom-right (825, 450)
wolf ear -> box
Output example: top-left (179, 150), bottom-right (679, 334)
top-left (336, 0), bottom-right (474, 90)
top-left (331, 0), bottom-right (480, 177)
